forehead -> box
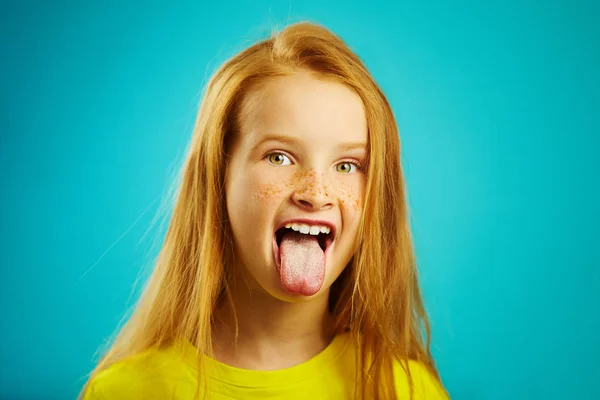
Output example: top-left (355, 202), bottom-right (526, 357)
top-left (238, 73), bottom-right (368, 146)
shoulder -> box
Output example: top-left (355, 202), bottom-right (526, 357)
top-left (83, 344), bottom-right (196, 400)
top-left (392, 359), bottom-right (449, 399)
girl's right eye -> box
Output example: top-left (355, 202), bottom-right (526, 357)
top-left (267, 152), bottom-right (292, 166)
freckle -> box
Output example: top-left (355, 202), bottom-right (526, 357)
top-left (254, 183), bottom-right (283, 201)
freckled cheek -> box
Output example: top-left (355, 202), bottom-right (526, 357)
top-left (250, 166), bottom-right (304, 203)
top-left (252, 181), bottom-right (288, 203)
top-left (249, 169), bottom-right (291, 204)
top-left (336, 180), bottom-right (364, 212)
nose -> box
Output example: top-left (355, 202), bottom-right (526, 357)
top-left (291, 171), bottom-right (334, 211)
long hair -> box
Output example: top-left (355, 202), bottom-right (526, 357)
top-left (82, 21), bottom-right (442, 399)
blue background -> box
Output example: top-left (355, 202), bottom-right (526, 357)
top-left (1, 1), bottom-right (598, 399)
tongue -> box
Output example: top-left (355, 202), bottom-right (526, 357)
top-left (279, 231), bottom-right (325, 296)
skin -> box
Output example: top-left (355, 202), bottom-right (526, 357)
top-left (214, 71), bottom-right (368, 370)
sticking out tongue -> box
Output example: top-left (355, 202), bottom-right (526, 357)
top-left (279, 231), bottom-right (325, 296)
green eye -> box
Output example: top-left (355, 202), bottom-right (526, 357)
top-left (267, 153), bottom-right (291, 166)
top-left (336, 162), bottom-right (358, 173)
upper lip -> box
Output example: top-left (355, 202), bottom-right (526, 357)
top-left (274, 218), bottom-right (337, 238)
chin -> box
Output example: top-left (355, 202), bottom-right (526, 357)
top-left (267, 284), bottom-right (330, 303)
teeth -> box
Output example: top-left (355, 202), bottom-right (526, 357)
top-left (284, 222), bottom-right (332, 236)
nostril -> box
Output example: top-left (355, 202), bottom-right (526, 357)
top-left (298, 200), bottom-right (312, 208)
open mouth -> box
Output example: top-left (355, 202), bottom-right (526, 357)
top-left (275, 227), bottom-right (333, 252)
top-left (273, 224), bottom-right (335, 268)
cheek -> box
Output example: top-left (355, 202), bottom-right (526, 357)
top-left (253, 181), bottom-right (286, 203)
top-left (336, 180), bottom-right (363, 211)
top-left (254, 170), bottom-right (302, 203)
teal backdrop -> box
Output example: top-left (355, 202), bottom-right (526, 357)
top-left (1, 1), bottom-right (598, 399)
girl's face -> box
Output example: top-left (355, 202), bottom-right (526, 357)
top-left (225, 72), bottom-right (368, 301)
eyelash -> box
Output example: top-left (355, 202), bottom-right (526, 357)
top-left (265, 151), bottom-right (363, 172)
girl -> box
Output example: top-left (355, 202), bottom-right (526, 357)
top-left (82, 22), bottom-right (448, 399)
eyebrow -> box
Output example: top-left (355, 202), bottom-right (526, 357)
top-left (252, 134), bottom-right (303, 150)
top-left (252, 133), bottom-right (367, 152)
top-left (337, 141), bottom-right (368, 151)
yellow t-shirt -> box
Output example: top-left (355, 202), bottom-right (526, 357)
top-left (84, 334), bottom-right (447, 399)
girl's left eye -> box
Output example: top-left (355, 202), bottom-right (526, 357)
top-left (336, 161), bottom-right (360, 174)
top-left (267, 152), bottom-right (292, 166)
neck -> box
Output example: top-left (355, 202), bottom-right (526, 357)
top-left (211, 271), bottom-right (334, 370)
